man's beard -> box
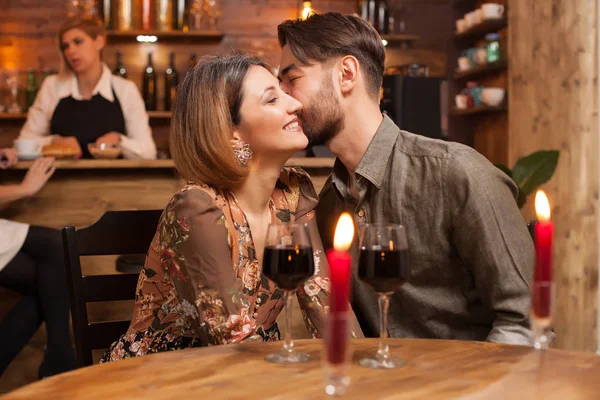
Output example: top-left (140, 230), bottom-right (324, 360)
top-left (299, 76), bottom-right (344, 147)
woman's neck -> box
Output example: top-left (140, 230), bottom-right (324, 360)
top-left (231, 157), bottom-right (285, 218)
top-left (76, 62), bottom-right (103, 100)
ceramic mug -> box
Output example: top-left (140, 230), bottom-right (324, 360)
top-left (458, 57), bottom-right (471, 71)
top-left (455, 94), bottom-right (469, 109)
top-left (14, 139), bottom-right (41, 155)
top-left (481, 3), bottom-right (505, 19)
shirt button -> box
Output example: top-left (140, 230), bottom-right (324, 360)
top-left (357, 209), bottom-right (365, 218)
top-left (253, 313), bottom-right (259, 318)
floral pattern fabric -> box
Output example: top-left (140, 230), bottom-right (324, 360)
top-left (101, 167), bottom-right (333, 362)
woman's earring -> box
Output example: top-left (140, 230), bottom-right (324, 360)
top-left (233, 141), bottom-right (253, 166)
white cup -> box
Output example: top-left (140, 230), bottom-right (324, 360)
top-left (455, 94), bottom-right (469, 109)
top-left (14, 139), bottom-right (41, 155)
top-left (481, 3), bottom-right (505, 19)
top-left (458, 57), bottom-right (471, 71)
top-left (465, 11), bottom-right (476, 27)
top-left (474, 9), bottom-right (484, 24)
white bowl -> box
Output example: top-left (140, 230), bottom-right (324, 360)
top-left (481, 88), bottom-right (505, 106)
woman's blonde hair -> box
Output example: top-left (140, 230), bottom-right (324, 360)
top-left (170, 54), bottom-right (266, 188)
top-left (58, 16), bottom-right (106, 71)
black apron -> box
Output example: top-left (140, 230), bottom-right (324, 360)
top-left (50, 87), bottom-right (126, 159)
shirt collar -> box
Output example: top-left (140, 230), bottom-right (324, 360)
top-left (331, 114), bottom-right (399, 195)
top-left (59, 63), bottom-right (114, 102)
top-left (355, 114), bottom-right (399, 189)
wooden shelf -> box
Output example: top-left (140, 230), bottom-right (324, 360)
top-left (0, 112), bottom-right (26, 120)
top-left (148, 111), bottom-right (171, 119)
top-left (454, 18), bottom-right (507, 42)
top-left (0, 112), bottom-right (171, 120)
top-left (380, 34), bottom-right (420, 47)
top-left (106, 30), bottom-right (224, 42)
top-left (450, 106), bottom-right (507, 116)
top-left (453, 60), bottom-right (508, 80)
top-left (12, 157), bottom-right (335, 170)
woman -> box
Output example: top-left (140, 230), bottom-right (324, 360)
top-left (19, 16), bottom-right (156, 159)
top-left (102, 54), bottom-right (361, 361)
top-left (0, 148), bottom-right (76, 377)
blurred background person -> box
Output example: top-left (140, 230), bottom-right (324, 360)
top-left (0, 147), bottom-right (76, 378)
top-left (18, 17), bottom-right (156, 160)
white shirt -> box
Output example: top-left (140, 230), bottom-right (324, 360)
top-left (0, 219), bottom-right (29, 270)
top-left (19, 64), bottom-right (157, 160)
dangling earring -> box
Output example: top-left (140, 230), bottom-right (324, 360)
top-left (233, 141), bottom-right (253, 166)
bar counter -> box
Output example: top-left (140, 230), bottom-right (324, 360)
top-left (1, 158), bottom-right (334, 230)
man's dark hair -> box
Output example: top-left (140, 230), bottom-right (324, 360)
top-left (278, 12), bottom-right (386, 99)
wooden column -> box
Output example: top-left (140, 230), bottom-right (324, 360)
top-left (509, 0), bottom-right (599, 351)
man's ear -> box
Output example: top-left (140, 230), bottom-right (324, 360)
top-left (339, 55), bottom-right (359, 95)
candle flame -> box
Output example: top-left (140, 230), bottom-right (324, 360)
top-left (535, 190), bottom-right (551, 221)
top-left (333, 213), bottom-right (354, 251)
top-left (301, 1), bottom-right (314, 20)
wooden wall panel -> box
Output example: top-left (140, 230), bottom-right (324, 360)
top-left (509, 0), bottom-right (599, 351)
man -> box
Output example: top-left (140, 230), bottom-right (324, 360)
top-left (277, 13), bottom-right (533, 344)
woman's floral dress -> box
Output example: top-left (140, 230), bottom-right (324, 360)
top-left (102, 168), bottom-right (342, 361)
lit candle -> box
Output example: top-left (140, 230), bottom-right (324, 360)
top-left (325, 213), bottom-right (354, 366)
top-left (326, 213), bottom-right (354, 313)
top-left (532, 190), bottom-right (553, 320)
top-left (534, 190), bottom-right (553, 282)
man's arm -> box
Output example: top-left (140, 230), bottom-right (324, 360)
top-left (446, 148), bottom-right (534, 345)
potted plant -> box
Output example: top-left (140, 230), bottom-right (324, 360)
top-left (495, 150), bottom-right (559, 208)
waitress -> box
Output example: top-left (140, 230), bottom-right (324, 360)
top-left (19, 16), bottom-right (157, 159)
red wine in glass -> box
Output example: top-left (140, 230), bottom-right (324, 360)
top-left (357, 223), bottom-right (410, 369)
top-left (262, 245), bottom-right (315, 290)
top-left (262, 223), bottom-right (314, 364)
top-left (358, 247), bottom-right (410, 294)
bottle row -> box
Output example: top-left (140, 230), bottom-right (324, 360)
top-left (68, 0), bottom-right (221, 33)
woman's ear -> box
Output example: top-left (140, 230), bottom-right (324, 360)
top-left (95, 35), bottom-right (106, 51)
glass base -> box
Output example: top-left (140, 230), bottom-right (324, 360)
top-left (359, 357), bottom-right (406, 369)
top-left (264, 351), bottom-right (311, 364)
top-left (324, 371), bottom-right (350, 396)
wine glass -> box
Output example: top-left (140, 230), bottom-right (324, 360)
top-left (358, 223), bottom-right (410, 369)
top-left (6, 73), bottom-right (22, 114)
top-left (262, 222), bottom-right (315, 363)
top-left (530, 281), bottom-right (555, 349)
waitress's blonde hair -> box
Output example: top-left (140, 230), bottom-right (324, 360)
top-left (170, 54), bottom-right (265, 188)
top-left (58, 16), bottom-right (106, 72)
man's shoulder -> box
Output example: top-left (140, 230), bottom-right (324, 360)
top-left (394, 129), bottom-right (474, 161)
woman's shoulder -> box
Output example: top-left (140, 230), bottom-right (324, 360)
top-left (275, 167), bottom-right (318, 216)
top-left (165, 183), bottom-right (229, 218)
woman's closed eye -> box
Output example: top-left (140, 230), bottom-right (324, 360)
top-left (267, 97), bottom-right (278, 104)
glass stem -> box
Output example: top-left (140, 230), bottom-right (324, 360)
top-left (282, 290), bottom-right (296, 358)
top-left (376, 294), bottom-right (390, 363)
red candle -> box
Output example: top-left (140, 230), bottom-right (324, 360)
top-left (325, 213), bottom-right (354, 365)
top-left (532, 190), bottom-right (553, 318)
top-left (327, 250), bottom-right (351, 313)
top-left (534, 190), bottom-right (553, 282)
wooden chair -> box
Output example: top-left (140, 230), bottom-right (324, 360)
top-left (62, 209), bottom-right (163, 367)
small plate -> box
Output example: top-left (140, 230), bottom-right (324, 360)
top-left (18, 153), bottom-right (41, 161)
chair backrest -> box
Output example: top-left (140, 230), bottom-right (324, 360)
top-left (62, 209), bottom-right (163, 367)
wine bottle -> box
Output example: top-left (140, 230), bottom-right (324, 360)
top-left (25, 69), bottom-right (38, 111)
top-left (114, 51), bottom-right (128, 79)
top-left (377, 0), bottom-right (390, 34)
top-left (143, 52), bottom-right (157, 111)
top-left (164, 52), bottom-right (179, 111)
top-left (367, 0), bottom-right (376, 27)
top-left (358, 0), bottom-right (368, 20)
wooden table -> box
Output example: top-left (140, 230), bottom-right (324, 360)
top-left (2, 338), bottom-right (600, 399)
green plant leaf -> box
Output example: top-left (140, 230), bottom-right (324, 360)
top-left (512, 150), bottom-right (559, 196)
top-left (494, 163), bottom-right (513, 178)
